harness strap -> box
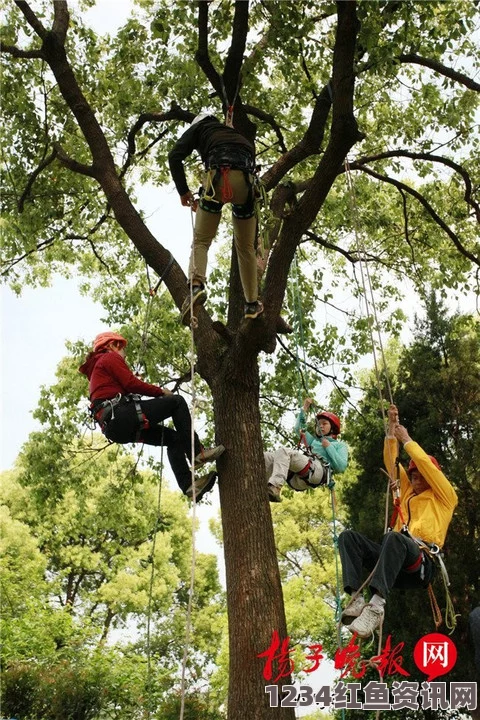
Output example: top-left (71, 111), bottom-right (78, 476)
top-left (405, 552), bottom-right (423, 573)
top-left (90, 393), bottom-right (149, 439)
top-left (220, 166), bottom-right (233, 203)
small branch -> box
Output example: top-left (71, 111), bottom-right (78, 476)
top-left (53, 142), bottom-right (96, 177)
top-left (399, 53), bottom-right (480, 92)
top-left (18, 147), bottom-right (58, 212)
top-left (243, 104), bottom-right (287, 153)
top-left (0, 41), bottom-right (43, 59)
top-left (126, 106), bottom-right (193, 156)
top-left (353, 150), bottom-right (480, 223)
top-left (1, 237), bottom-right (56, 275)
top-left (351, 164), bottom-right (480, 267)
top-left (303, 229), bottom-right (360, 263)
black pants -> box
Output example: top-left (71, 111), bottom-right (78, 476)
top-left (104, 395), bottom-right (201, 494)
top-left (338, 529), bottom-right (436, 598)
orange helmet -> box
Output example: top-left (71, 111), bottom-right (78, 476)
top-left (93, 331), bottom-right (127, 353)
top-left (408, 456), bottom-right (441, 473)
top-left (316, 411), bottom-right (341, 436)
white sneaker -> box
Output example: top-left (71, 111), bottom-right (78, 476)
top-left (268, 483), bottom-right (282, 503)
top-left (194, 444), bottom-right (225, 470)
top-left (348, 603), bottom-right (384, 638)
top-left (186, 471), bottom-right (217, 502)
top-left (341, 595), bottom-right (366, 625)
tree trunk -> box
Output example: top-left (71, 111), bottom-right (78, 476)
top-left (213, 351), bottom-right (295, 720)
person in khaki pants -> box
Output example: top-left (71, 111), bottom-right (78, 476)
top-left (168, 113), bottom-right (263, 321)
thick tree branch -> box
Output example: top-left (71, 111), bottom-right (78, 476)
top-left (354, 150), bottom-right (480, 223)
top-left (260, 82), bottom-right (333, 191)
top-left (223, 0), bottom-right (249, 105)
top-left (0, 41), bottom-right (43, 59)
top-left (399, 53), bottom-right (480, 92)
top-left (15, 0), bottom-right (47, 39)
top-left (195, 0), bottom-right (222, 94)
top-left (52, 0), bottom-right (69, 45)
top-left (350, 164), bottom-right (480, 267)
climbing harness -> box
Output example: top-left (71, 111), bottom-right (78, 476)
top-left (90, 393), bottom-right (150, 442)
top-left (286, 430), bottom-right (332, 491)
top-left (202, 145), bottom-right (256, 208)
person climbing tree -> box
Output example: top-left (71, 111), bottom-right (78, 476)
top-left (168, 112), bottom-right (263, 322)
top-left (338, 403), bottom-right (458, 638)
top-left (79, 331), bottom-right (225, 501)
top-left (266, 397), bottom-right (348, 503)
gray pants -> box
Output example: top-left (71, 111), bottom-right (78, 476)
top-left (264, 447), bottom-right (325, 492)
top-left (338, 529), bottom-right (436, 598)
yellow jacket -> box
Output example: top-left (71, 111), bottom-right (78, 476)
top-left (384, 437), bottom-right (458, 548)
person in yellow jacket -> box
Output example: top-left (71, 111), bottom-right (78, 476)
top-left (338, 404), bottom-right (458, 638)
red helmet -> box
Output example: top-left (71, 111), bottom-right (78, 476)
top-left (407, 456), bottom-right (441, 473)
top-left (316, 411), bottom-right (341, 436)
top-left (93, 331), bottom-right (127, 353)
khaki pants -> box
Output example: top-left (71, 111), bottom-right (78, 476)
top-left (189, 169), bottom-right (258, 303)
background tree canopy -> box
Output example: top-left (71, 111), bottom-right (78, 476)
top-left (1, 1), bottom-right (479, 718)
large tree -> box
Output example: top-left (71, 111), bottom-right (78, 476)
top-left (2, 1), bottom-right (479, 716)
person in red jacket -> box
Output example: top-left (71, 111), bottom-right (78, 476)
top-left (79, 331), bottom-right (224, 501)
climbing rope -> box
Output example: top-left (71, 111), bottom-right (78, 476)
top-left (145, 431), bottom-right (165, 720)
top-left (290, 253), bottom-right (347, 649)
top-left (179, 207), bottom-right (201, 720)
top-left (135, 254), bottom-right (174, 374)
top-left (291, 252), bottom-right (311, 406)
top-left (344, 159), bottom-right (394, 431)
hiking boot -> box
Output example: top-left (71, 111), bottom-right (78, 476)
top-left (348, 603), bottom-right (384, 638)
top-left (194, 444), bottom-right (225, 470)
top-left (181, 285), bottom-right (207, 323)
top-left (186, 471), bottom-right (217, 503)
top-left (268, 483), bottom-right (282, 503)
top-left (244, 300), bottom-right (264, 319)
top-left (341, 595), bottom-right (366, 625)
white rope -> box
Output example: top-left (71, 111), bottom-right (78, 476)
top-left (344, 159), bottom-right (394, 432)
top-left (179, 208), bottom-right (199, 720)
top-left (145, 435), bottom-right (165, 719)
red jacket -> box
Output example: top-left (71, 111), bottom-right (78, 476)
top-left (79, 350), bottom-right (164, 401)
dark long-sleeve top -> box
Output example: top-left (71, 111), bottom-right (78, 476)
top-left (168, 118), bottom-right (255, 196)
